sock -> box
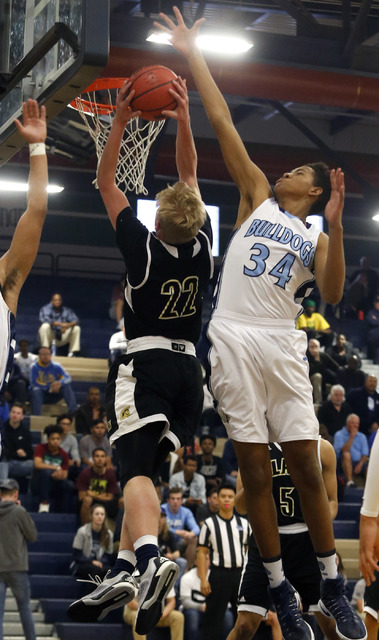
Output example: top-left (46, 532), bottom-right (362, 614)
top-left (134, 535), bottom-right (159, 575)
top-left (316, 549), bottom-right (338, 580)
top-left (108, 549), bottom-right (136, 578)
top-left (262, 555), bottom-right (285, 588)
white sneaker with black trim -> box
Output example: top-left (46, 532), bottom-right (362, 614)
top-left (67, 571), bottom-right (138, 623)
top-left (135, 557), bottom-right (179, 635)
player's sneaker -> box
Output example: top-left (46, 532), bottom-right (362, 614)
top-left (319, 574), bottom-right (367, 640)
top-left (67, 571), bottom-right (138, 623)
top-left (135, 557), bottom-right (179, 635)
top-left (268, 579), bottom-right (315, 640)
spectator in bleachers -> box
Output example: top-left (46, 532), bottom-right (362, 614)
top-left (169, 455), bottom-right (206, 515)
top-left (0, 478), bottom-right (37, 640)
top-left (14, 339), bottom-right (37, 380)
top-left (334, 414), bottom-right (369, 488)
top-left (326, 333), bottom-right (359, 367)
top-left (55, 415), bottom-right (81, 480)
top-left (108, 321), bottom-right (128, 365)
top-left (79, 419), bottom-right (113, 469)
top-left (158, 508), bottom-right (187, 587)
top-left (307, 338), bottom-right (340, 404)
top-left (76, 447), bottom-right (120, 524)
top-left (70, 503), bottom-right (113, 580)
top-left (30, 347), bottom-right (77, 415)
top-left (123, 588), bottom-right (184, 640)
top-left (317, 384), bottom-right (353, 439)
top-left (109, 277), bottom-right (124, 325)
top-left (337, 355), bottom-right (366, 394)
top-left (346, 257), bottom-right (379, 316)
top-left (196, 486), bottom-right (219, 526)
top-left (222, 438), bottom-right (238, 488)
top-left (296, 298), bottom-right (334, 348)
top-left (161, 487), bottom-right (200, 569)
top-left (366, 295), bottom-right (379, 363)
top-left (347, 375), bottom-right (379, 437)
top-left (3, 361), bottom-right (29, 407)
top-left (0, 403), bottom-right (33, 482)
top-left (196, 434), bottom-right (225, 492)
top-left (38, 292), bottom-right (81, 357)
top-left (75, 386), bottom-right (106, 435)
top-left (31, 424), bottom-right (72, 513)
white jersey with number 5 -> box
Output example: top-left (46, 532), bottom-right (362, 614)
top-left (213, 198), bottom-right (321, 323)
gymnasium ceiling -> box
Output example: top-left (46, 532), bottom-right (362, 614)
top-left (6, 1), bottom-right (379, 220)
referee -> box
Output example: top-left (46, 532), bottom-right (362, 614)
top-left (198, 483), bottom-right (250, 640)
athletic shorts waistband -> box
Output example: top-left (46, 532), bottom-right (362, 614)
top-left (126, 336), bottom-right (196, 356)
top-left (211, 310), bottom-right (295, 329)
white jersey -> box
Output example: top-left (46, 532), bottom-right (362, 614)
top-left (0, 288), bottom-right (16, 392)
top-left (14, 351), bottom-right (37, 378)
top-left (213, 198), bottom-right (321, 323)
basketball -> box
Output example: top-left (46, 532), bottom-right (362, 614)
top-left (129, 65), bottom-right (178, 121)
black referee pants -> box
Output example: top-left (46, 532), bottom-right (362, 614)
top-left (203, 566), bottom-right (242, 640)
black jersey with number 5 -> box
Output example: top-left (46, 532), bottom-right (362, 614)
top-left (269, 442), bottom-right (304, 528)
top-left (116, 207), bottom-right (214, 343)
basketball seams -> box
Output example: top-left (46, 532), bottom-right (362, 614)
top-left (129, 65), bottom-right (178, 121)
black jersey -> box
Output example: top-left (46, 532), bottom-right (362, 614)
top-left (116, 207), bottom-right (213, 343)
top-left (269, 442), bottom-right (305, 529)
top-left (0, 286), bottom-right (16, 393)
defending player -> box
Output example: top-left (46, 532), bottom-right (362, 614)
top-left (154, 8), bottom-right (366, 640)
top-left (360, 430), bottom-right (379, 586)
top-left (228, 438), bottom-right (340, 640)
top-left (0, 100), bottom-right (48, 400)
top-left (68, 77), bottom-right (213, 634)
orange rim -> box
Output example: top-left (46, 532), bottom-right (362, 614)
top-left (69, 77), bottom-right (129, 115)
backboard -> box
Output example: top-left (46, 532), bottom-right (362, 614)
top-left (0, 0), bottom-right (110, 166)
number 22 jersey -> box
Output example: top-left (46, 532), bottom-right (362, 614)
top-left (116, 206), bottom-right (213, 344)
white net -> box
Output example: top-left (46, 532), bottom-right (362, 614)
top-left (72, 85), bottom-right (166, 195)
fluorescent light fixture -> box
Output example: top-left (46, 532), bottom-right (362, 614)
top-left (197, 34), bottom-right (253, 54)
top-left (372, 213), bottom-right (379, 222)
top-left (146, 32), bottom-right (172, 45)
top-left (0, 180), bottom-right (64, 193)
top-left (137, 199), bottom-right (220, 256)
top-left (146, 31), bottom-right (253, 54)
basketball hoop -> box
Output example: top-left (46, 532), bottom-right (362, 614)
top-left (69, 78), bottom-right (166, 195)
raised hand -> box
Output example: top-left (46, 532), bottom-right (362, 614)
top-left (161, 76), bottom-right (189, 121)
top-left (153, 5), bottom-right (204, 58)
top-left (14, 99), bottom-right (47, 143)
top-left (324, 168), bottom-right (344, 228)
top-left (114, 81), bottom-right (141, 124)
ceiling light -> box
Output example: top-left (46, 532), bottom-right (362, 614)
top-left (197, 34), bottom-right (253, 54)
top-left (146, 31), bottom-right (253, 54)
top-left (0, 180), bottom-right (64, 193)
top-left (372, 213), bottom-right (379, 222)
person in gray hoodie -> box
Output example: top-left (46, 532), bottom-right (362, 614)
top-left (0, 478), bottom-right (37, 640)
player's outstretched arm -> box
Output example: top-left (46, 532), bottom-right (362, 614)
top-left (162, 76), bottom-right (198, 190)
top-left (97, 82), bottom-right (141, 229)
top-left (0, 100), bottom-right (48, 315)
top-left (314, 168), bottom-right (345, 305)
top-left (154, 7), bottom-right (271, 225)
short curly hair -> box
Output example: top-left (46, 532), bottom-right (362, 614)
top-left (306, 162), bottom-right (331, 215)
top-left (156, 181), bottom-right (206, 244)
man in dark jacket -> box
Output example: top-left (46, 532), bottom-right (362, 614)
top-left (0, 404), bottom-right (33, 481)
top-left (317, 385), bottom-right (353, 438)
top-left (0, 478), bottom-right (38, 640)
top-left (347, 375), bottom-right (379, 437)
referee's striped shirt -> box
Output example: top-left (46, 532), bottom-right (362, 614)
top-left (198, 514), bottom-right (250, 568)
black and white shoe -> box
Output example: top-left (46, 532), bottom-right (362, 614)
top-left (319, 574), bottom-right (367, 640)
top-left (67, 571), bottom-right (138, 623)
top-left (135, 557), bottom-right (179, 635)
top-left (268, 579), bottom-right (315, 640)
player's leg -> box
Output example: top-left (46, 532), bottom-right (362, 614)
top-left (281, 439), bottom-right (366, 640)
top-left (226, 611), bottom-right (263, 640)
top-left (314, 611), bottom-right (340, 640)
top-left (363, 612), bottom-right (378, 640)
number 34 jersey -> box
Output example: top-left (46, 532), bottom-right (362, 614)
top-left (213, 198), bottom-right (321, 323)
top-left (116, 206), bottom-right (214, 344)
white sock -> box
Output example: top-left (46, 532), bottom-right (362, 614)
top-left (117, 549), bottom-right (136, 564)
top-left (262, 558), bottom-right (285, 588)
top-left (133, 535), bottom-right (158, 550)
top-left (317, 552), bottom-right (338, 580)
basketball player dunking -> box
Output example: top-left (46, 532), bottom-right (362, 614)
top-left (154, 8), bottom-right (366, 640)
top-left (68, 77), bottom-right (213, 634)
top-left (0, 100), bottom-right (48, 451)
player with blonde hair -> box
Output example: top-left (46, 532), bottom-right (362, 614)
top-left (68, 76), bottom-right (213, 635)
